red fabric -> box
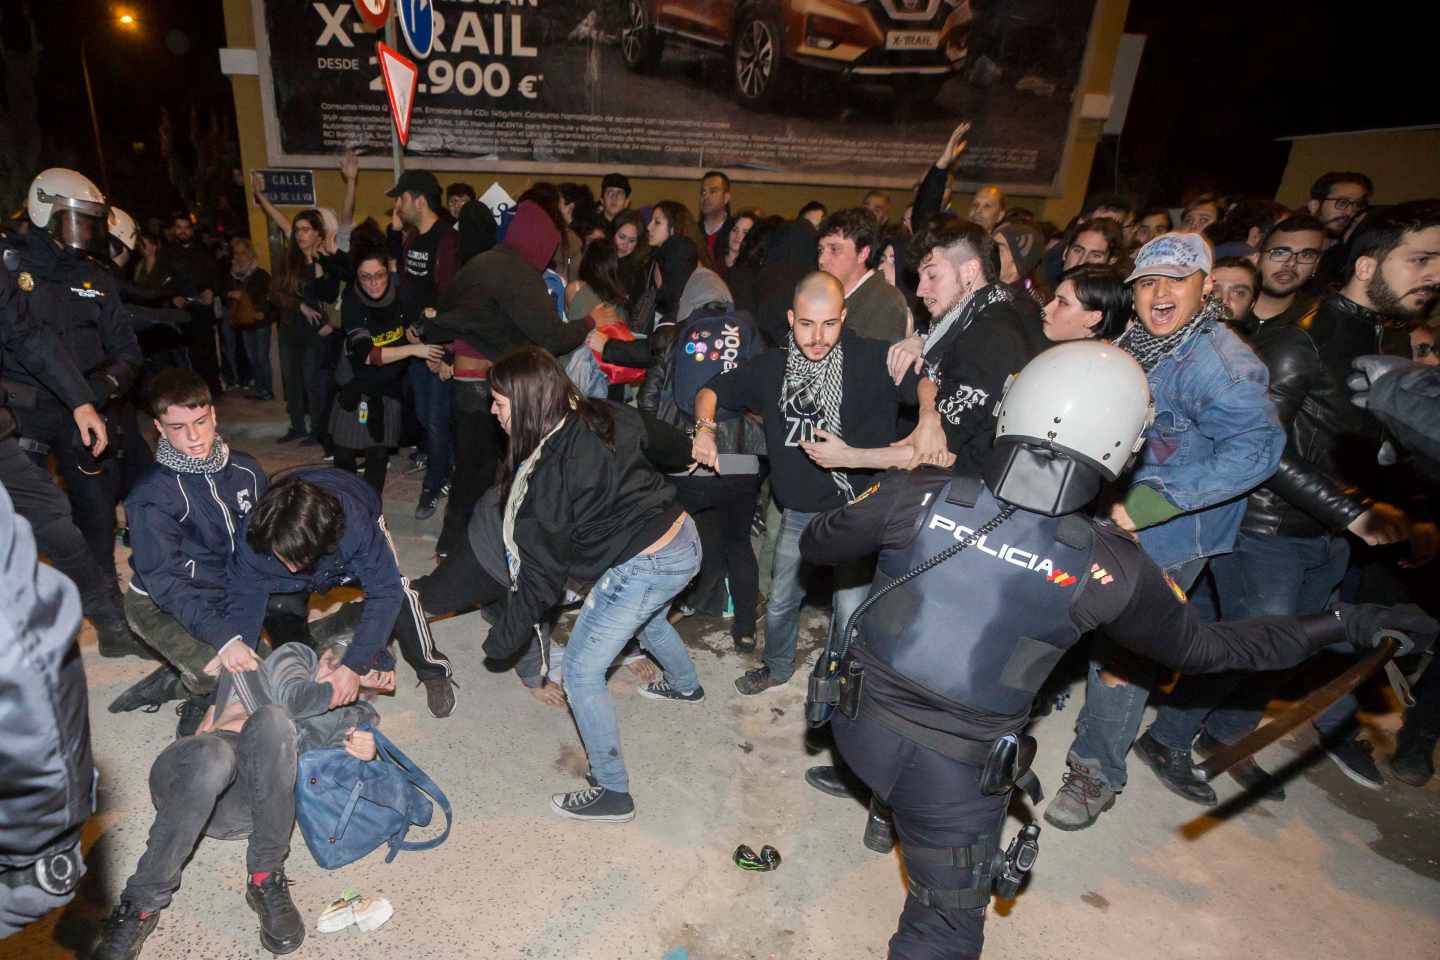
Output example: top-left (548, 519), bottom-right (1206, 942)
top-left (250, 871), bottom-right (272, 886)
top-left (595, 322), bottom-right (645, 385)
top-left (502, 201), bottom-right (560, 273)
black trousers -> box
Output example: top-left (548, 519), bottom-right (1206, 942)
top-left (0, 435), bottom-right (127, 628)
top-left (672, 474), bottom-right (761, 639)
top-left (16, 400), bottom-right (121, 577)
top-left (121, 706), bottom-right (298, 911)
top-left (437, 379), bottom-right (503, 558)
top-left (185, 305), bottom-right (223, 397)
top-left (833, 711), bottom-right (1007, 960)
top-left (334, 445), bottom-right (389, 495)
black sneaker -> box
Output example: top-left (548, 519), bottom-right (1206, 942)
top-left (638, 679), bottom-right (705, 703)
top-left (550, 784), bottom-right (636, 822)
top-left (93, 902), bottom-right (160, 960)
top-left (109, 665), bottom-right (182, 713)
top-left (421, 676), bottom-right (457, 718)
top-left (734, 635), bottom-right (757, 654)
top-left (1325, 737), bottom-right (1384, 790)
top-left (175, 696), bottom-right (208, 739)
top-left (415, 491), bottom-right (440, 520)
top-left (277, 427), bottom-right (306, 443)
top-left (1133, 731), bottom-right (1217, 806)
top-left (245, 869), bottom-right (305, 954)
top-left (1390, 740), bottom-right (1437, 787)
top-left (734, 665), bottom-right (786, 696)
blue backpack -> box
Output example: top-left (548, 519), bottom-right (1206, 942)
top-left (665, 302), bottom-right (760, 420)
top-left (295, 725), bottom-right (452, 869)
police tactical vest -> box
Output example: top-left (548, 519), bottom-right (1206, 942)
top-left (858, 480), bottom-right (1095, 717)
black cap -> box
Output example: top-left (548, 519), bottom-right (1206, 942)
top-left (386, 170), bottom-right (442, 200)
top-left (601, 172), bottom-right (632, 196)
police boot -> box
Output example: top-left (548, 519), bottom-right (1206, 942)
top-left (804, 765), bottom-right (860, 799)
top-left (109, 664), bottom-right (182, 713)
top-left (1390, 730), bottom-right (1437, 788)
top-left (862, 796), bottom-right (895, 854)
top-left (1133, 732), bottom-right (1217, 806)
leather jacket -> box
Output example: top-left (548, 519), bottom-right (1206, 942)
top-left (1239, 293), bottom-right (1392, 538)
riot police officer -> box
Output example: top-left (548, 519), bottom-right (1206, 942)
top-left (1, 168), bottom-right (145, 656)
top-left (800, 342), bottom-right (1436, 959)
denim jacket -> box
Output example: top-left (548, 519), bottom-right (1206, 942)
top-left (1132, 315), bottom-right (1284, 570)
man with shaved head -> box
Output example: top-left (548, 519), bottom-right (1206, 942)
top-left (969, 185), bottom-right (1006, 232)
top-left (692, 272), bottom-right (906, 696)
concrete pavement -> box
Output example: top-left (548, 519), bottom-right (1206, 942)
top-left (6, 393), bottom-right (1439, 959)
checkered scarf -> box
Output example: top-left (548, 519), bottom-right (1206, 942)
top-left (781, 333), bottom-right (853, 500)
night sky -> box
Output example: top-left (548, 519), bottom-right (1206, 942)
top-left (8, 0), bottom-right (1437, 217)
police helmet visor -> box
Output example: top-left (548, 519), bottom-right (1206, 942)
top-left (47, 199), bottom-right (110, 259)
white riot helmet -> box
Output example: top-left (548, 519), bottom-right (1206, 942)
top-left (983, 341), bottom-right (1154, 516)
top-left (108, 206), bottom-right (139, 255)
top-left (28, 168), bottom-right (110, 258)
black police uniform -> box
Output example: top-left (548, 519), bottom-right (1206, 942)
top-left (3, 228), bottom-right (142, 577)
top-left (2, 242), bottom-right (135, 643)
top-left (801, 468), bottom-right (1348, 960)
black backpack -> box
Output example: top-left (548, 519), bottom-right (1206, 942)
top-left (663, 302), bottom-right (760, 421)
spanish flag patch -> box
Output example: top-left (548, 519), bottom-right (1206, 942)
top-left (849, 482), bottom-right (880, 506)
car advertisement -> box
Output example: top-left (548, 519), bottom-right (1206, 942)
top-left (253, 0), bottom-right (1097, 190)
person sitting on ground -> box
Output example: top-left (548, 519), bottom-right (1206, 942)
top-left (479, 347), bottom-right (705, 823)
top-left (91, 641), bottom-right (395, 960)
top-left (112, 369), bottom-right (311, 737)
top-left (216, 469), bottom-right (457, 718)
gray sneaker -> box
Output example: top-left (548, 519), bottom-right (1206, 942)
top-left (1043, 761), bottom-right (1116, 831)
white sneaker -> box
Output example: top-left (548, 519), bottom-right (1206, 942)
top-left (317, 893), bottom-right (394, 933)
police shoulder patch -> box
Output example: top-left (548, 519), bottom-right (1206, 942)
top-left (848, 481), bottom-right (880, 506)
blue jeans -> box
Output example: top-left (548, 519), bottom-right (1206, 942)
top-left (563, 518), bottom-right (702, 794)
top-left (1148, 532), bottom-right (1350, 751)
top-left (763, 508), bottom-right (872, 683)
top-left (1067, 557), bottom-right (1208, 789)
top-left (408, 361), bottom-right (453, 495)
top-left (240, 322), bottom-right (274, 398)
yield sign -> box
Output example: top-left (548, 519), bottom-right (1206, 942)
top-left (397, 0), bottom-right (434, 59)
top-left (352, 0), bottom-right (390, 33)
top-left (377, 42), bottom-right (419, 145)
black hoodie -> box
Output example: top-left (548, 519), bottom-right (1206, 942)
top-left (753, 219), bottom-right (819, 347)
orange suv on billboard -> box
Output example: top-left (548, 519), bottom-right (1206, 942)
top-left (621, 0), bottom-right (975, 109)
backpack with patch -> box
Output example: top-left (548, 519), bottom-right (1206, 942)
top-left (664, 302), bottom-right (760, 421)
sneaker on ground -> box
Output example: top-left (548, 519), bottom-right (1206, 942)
top-left (278, 428), bottom-right (307, 443)
top-left (318, 894), bottom-right (394, 934)
top-left (734, 665), bottom-right (787, 696)
top-left (638, 679), bottom-right (705, 703)
top-left (1132, 731), bottom-right (1216, 806)
top-left (92, 902), bottom-right (161, 960)
top-left (551, 784), bottom-right (635, 822)
top-left (1043, 761), bottom-right (1117, 831)
top-left (109, 664), bottom-right (182, 713)
top-left (439, 481), bottom-right (451, 498)
top-left (415, 491), bottom-right (440, 520)
top-left (1324, 737), bottom-right (1384, 789)
top-left (246, 869), bottom-right (305, 954)
top-left (421, 676), bottom-right (456, 718)
top-left (733, 635), bottom-right (756, 654)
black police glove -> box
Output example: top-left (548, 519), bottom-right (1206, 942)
top-left (86, 372), bottom-right (119, 409)
top-left (1337, 603), bottom-right (1438, 657)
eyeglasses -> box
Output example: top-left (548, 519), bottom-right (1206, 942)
top-left (1322, 195), bottom-right (1367, 213)
top-left (1263, 246), bottom-right (1322, 265)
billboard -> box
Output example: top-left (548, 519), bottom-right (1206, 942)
top-left (253, 0), bottom-right (1098, 191)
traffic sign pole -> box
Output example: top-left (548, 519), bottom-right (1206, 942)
top-left (384, 16), bottom-right (404, 180)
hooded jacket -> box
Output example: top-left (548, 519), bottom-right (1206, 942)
top-left (427, 201), bottom-right (588, 359)
top-left (755, 220), bottom-right (820, 346)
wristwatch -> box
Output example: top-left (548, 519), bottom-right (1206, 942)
top-left (0, 843), bottom-right (84, 896)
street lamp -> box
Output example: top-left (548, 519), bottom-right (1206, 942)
top-left (80, 9), bottom-right (140, 196)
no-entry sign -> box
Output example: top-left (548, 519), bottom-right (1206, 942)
top-left (377, 42), bottom-right (418, 145)
top-left (352, 0), bottom-right (390, 33)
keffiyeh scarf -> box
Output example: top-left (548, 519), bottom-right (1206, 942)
top-left (1115, 298), bottom-right (1224, 372)
top-left (922, 283), bottom-right (1013, 356)
top-left (781, 333), bottom-right (853, 500)
top-left (156, 436), bottom-right (230, 475)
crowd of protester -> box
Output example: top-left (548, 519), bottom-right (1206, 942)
top-left (5, 118), bottom-right (1440, 957)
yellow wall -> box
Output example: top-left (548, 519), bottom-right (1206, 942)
top-left (1276, 128), bottom-right (1440, 209)
top-left (224, 0), bottom-right (1129, 268)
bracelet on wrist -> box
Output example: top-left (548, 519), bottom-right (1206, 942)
top-left (695, 417), bottom-right (718, 431)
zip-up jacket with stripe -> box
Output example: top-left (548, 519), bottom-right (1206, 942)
top-left (125, 451), bottom-right (266, 645)
top-left (218, 468), bottom-right (415, 675)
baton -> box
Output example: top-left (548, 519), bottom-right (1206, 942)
top-left (1195, 632), bottom-right (1406, 783)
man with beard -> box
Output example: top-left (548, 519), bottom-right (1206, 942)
top-left (158, 213), bottom-right (222, 397)
top-left (1044, 232), bottom-right (1285, 830)
top-left (691, 273), bottom-right (902, 696)
top-left (1246, 215), bottom-right (1326, 325)
top-left (1307, 171), bottom-right (1373, 286)
top-left (1133, 208), bottom-right (1440, 801)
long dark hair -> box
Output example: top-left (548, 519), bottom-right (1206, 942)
top-left (492, 347), bottom-right (615, 502)
top-left (654, 200), bottom-right (711, 268)
top-left (578, 238), bottom-right (629, 307)
top-left (1060, 264), bottom-right (1130, 340)
top-left (275, 209), bottom-right (326, 296)
top-left (610, 209), bottom-right (649, 261)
